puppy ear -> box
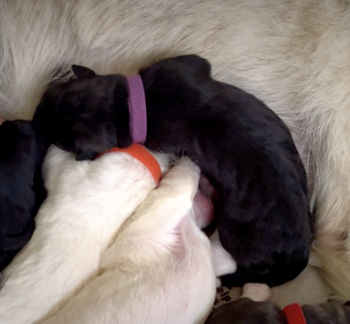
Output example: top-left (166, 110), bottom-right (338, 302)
top-left (174, 54), bottom-right (212, 77)
top-left (71, 65), bottom-right (96, 78)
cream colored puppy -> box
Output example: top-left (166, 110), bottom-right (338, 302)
top-left (39, 157), bottom-right (216, 324)
top-left (0, 145), bottom-right (169, 324)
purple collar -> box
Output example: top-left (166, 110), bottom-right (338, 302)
top-left (126, 75), bottom-right (147, 143)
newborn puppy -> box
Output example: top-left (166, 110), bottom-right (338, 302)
top-left (38, 157), bottom-right (216, 324)
top-left (206, 283), bottom-right (350, 324)
top-left (0, 144), bottom-right (169, 324)
top-left (33, 54), bottom-right (312, 287)
top-left (0, 119), bottom-right (49, 271)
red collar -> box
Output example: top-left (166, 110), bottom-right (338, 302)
top-left (283, 303), bottom-right (307, 324)
top-left (98, 143), bottom-right (161, 183)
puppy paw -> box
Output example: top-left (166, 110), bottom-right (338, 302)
top-left (241, 283), bottom-right (271, 302)
top-left (162, 156), bottom-right (200, 199)
top-left (175, 156), bottom-right (200, 178)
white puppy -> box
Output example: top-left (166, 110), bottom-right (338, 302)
top-left (0, 145), bottom-right (169, 324)
top-left (39, 157), bottom-right (216, 324)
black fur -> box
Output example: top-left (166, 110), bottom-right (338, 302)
top-left (206, 298), bottom-right (350, 324)
top-left (0, 120), bottom-right (50, 270)
top-left (33, 73), bottom-right (131, 161)
top-left (33, 54), bottom-right (313, 287)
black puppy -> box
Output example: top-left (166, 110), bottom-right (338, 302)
top-left (0, 120), bottom-right (49, 271)
top-left (33, 54), bottom-right (313, 287)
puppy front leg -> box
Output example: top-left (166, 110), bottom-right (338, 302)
top-left (118, 156), bottom-right (200, 248)
top-left (159, 156), bottom-right (200, 200)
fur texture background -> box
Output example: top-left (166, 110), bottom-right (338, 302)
top-left (0, 0), bottom-right (349, 300)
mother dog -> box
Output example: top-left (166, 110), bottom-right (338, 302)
top-left (0, 0), bottom-right (349, 300)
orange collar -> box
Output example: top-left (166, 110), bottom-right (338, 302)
top-left (283, 304), bottom-right (307, 324)
top-left (99, 143), bottom-right (161, 183)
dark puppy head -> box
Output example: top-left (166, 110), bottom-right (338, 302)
top-left (206, 284), bottom-right (286, 324)
top-left (33, 55), bottom-right (211, 160)
top-left (33, 66), bottom-right (132, 161)
top-left (206, 298), bottom-right (287, 324)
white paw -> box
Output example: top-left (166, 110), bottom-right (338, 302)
top-left (241, 283), bottom-right (271, 302)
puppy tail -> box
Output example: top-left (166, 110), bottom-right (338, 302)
top-left (313, 231), bottom-right (350, 301)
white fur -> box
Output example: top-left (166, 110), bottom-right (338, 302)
top-left (0, 0), bottom-right (349, 300)
top-left (38, 157), bottom-right (216, 324)
top-left (0, 146), bottom-right (170, 324)
top-left (209, 230), bottom-right (237, 288)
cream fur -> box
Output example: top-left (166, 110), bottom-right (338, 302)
top-left (0, 0), bottom-right (349, 300)
top-left (0, 146), bottom-right (170, 324)
top-left (210, 230), bottom-right (237, 288)
top-left (39, 157), bottom-right (216, 324)
top-left (241, 283), bottom-right (271, 302)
